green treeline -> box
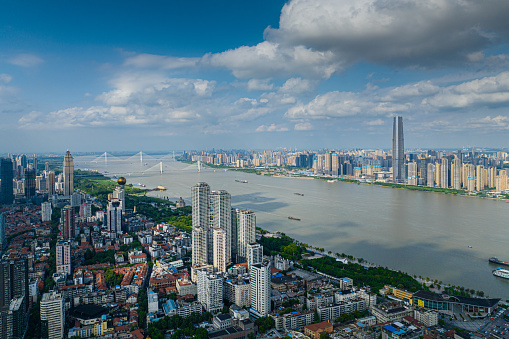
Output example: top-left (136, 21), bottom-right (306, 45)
top-left (258, 234), bottom-right (306, 261)
top-left (83, 249), bottom-right (116, 266)
top-left (147, 312), bottom-right (213, 339)
top-left (302, 256), bottom-right (423, 293)
top-left (373, 182), bottom-right (466, 194)
top-left (166, 215), bottom-right (192, 233)
top-left (255, 316), bottom-right (276, 334)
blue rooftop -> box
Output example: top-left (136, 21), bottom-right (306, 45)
top-left (163, 299), bottom-right (177, 314)
top-left (383, 325), bottom-right (405, 335)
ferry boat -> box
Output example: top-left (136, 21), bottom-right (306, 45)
top-left (493, 268), bottom-right (509, 280)
top-left (156, 185), bottom-right (167, 191)
top-left (288, 216), bottom-right (301, 221)
top-left (489, 257), bottom-right (509, 266)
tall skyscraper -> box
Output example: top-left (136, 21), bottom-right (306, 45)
top-left (63, 150), bottom-right (74, 197)
top-left (0, 158), bottom-right (14, 205)
top-left (192, 182), bottom-right (211, 230)
top-left (331, 153), bottom-right (339, 176)
top-left (476, 165), bottom-right (485, 191)
top-left (56, 241), bottom-right (71, 275)
top-left (496, 170), bottom-right (508, 192)
top-left (106, 198), bottom-right (122, 237)
top-left (435, 162), bottom-right (442, 187)
top-left (236, 209), bottom-right (256, 263)
top-left (392, 116), bottom-right (405, 182)
top-left (24, 169), bottom-right (36, 199)
top-left (40, 291), bottom-right (64, 339)
top-left (210, 190), bottom-right (231, 265)
top-left (452, 158), bottom-right (461, 190)
top-left (467, 164), bottom-right (476, 192)
top-left (0, 257), bottom-right (29, 339)
top-left (192, 183), bottom-right (211, 266)
top-left (61, 205), bottom-right (75, 240)
top-left (112, 181), bottom-right (125, 213)
top-left (192, 183), bottom-right (233, 269)
top-left (427, 163), bottom-right (435, 187)
top-left (324, 152), bottom-right (332, 175)
top-left (250, 261), bottom-right (271, 319)
top-left (46, 171), bottom-right (56, 196)
top-left (440, 158), bottom-right (449, 188)
top-left (231, 208), bottom-right (238, 261)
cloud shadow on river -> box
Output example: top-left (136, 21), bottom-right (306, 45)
top-left (233, 201), bottom-right (289, 213)
top-left (232, 192), bottom-right (278, 204)
top-left (231, 192), bottom-right (289, 212)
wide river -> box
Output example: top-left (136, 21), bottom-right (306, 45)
top-left (76, 154), bottom-right (509, 299)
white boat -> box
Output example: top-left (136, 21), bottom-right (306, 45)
top-left (493, 268), bottom-right (509, 279)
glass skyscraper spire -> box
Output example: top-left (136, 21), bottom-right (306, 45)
top-left (392, 116), bottom-right (405, 182)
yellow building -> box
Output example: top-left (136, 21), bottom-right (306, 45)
top-left (496, 170), bottom-right (508, 192)
top-left (476, 165), bottom-right (485, 191)
top-left (69, 320), bottom-right (112, 338)
top-left (489, 167), bottom-right (497, 188)
top-left (435, 163), bottom-right (441, 188)
top-left (385, 285), bottom-right (413, 305)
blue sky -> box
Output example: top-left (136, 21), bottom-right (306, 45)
top-left (2, 0), bottom-right (509, 153)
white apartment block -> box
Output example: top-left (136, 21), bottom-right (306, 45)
top-left (237, 209), bottom-right (256, 262)
top-left (250, 261), bottom-right (271, 318)
top-left (192, 226), bottom-right (208, 266)
top-left (213, 228), bottom-right (228, 272)
top-left (197, 270), bottom-right (223, 312)
top-left (56, 241), bottom-right (71, 275)
top-left (40, 291), bottom-right (64, 339)
top-left (41, 202), bottom-right (52, 222)
top-left (225, 278), bottom-right (251, 308)
top-left (247, 243), bottom-right (263, 269)
top-left (211, 190), bottom-right (231, 264)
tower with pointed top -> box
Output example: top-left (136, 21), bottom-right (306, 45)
top-left (392, 116), bottom-right (405, 182)
top-left (63, 150), bottom-right (74, 197)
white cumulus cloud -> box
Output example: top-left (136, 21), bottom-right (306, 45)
top-left (294, 122), bottom-right (313, 130)
top-left (247, 79), bottom-right (274, 91)
top-left (8, 54), bottom-right (44, 67)
top-left (425, 71), bottom-right (509, 108)
top-left (256, 124), bottom-right (289, 132)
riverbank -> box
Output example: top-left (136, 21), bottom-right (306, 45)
top-left (178, 159), bottom-right (509, 201)
top-left (258, 229), bottom-right (489, 298)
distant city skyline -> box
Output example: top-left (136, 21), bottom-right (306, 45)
top-left (2, 0), bottom-right (509, 152)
